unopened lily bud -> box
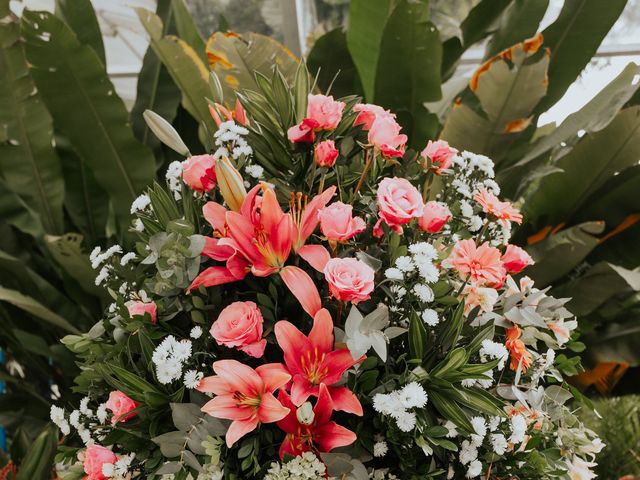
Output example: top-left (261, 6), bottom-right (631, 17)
top-left (216, 156), bottom-right (246, 211)
top-left (296, 402), bottom-right (315, 425)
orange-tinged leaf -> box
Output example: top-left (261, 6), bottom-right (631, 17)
top-left (598, 213), bottom-right (640, 244)
top-left (527, 226), bottom-right (553, 245)
top-left (570, 361), bottom-right (629, 395)
top-left (504, 117), bottom-right (533, 133)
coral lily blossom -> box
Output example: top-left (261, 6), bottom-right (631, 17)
top-left (274, 308), bottom-right (364, 415)
top-left (277, 383), bottom-right (357, 459)
top-left (197, 360), bottom-right (291, 447)
top-left (189, 183), bottom-right (336, 317)
top-left (505, 324), bottom-right (532, 373)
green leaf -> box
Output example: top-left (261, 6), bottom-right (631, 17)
top-left (537, 0), bottom-right (628, 112)
top-left (0, 177), bottom-right (44, 237)
top-left (430, 0), bottom-right (482, 43)
top-left (171, 0), bottom-right (206, 60)
top-left (55, 0), bottom-right (105, 64)
top-left (0, 286), bottom-right (80, 334)
top-left (205, 31), bottom-right (299, 102)
top-left (346, 0), bottom-right (393, 102)
top-left (428, 389), bottom-right (472, 433)
top-left (0, 8), bottom-right (64, 234)
top-left (374, 0), bottom-right (442, 144)
top-left (15, 423), bottom-right (58, 480)
top-left (525, 221), bottom-right (604, 287)
top-left (431, 347), bottom-right (468, 378)
top-left (22, 10), bottom-right (156, 232)
top-left (440, 36), bottom-right (548, 160)
top-left (58, 144), bottom-right (109, 244)
top-left (513, 62), bottom-right (640, 169)
top-left (130, 0), bottom-right (182, 155)
top-left (524, 107), bottom-right (640, 226)
top-left (440, 302), bottom-right (465, 351)
top-left (136, 8), bottom-right (212, 136)
top-left (409, 311), bottom-right (427, 360)
top-left (484, 0), bottom-right (549, 58)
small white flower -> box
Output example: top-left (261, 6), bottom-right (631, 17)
top-left (480, 340), bottom-right (509, 371)
top-left (96, 403), bottom-right (108, 424)
top-left (409, 242), bottom-right (438, 259)
top-left (490, 433), bottom-right (508, 455)
top-left (120, 252), bottom-right (136, 266)
top-left (471, 416), bottom-right (487, 446)
top-left (444, 420), bottom-right (458, 438)
top-left (413, 284), bottom-right (434, 303)
top-left (459, 440), bottom-right (478, 465)
top-left (395, 256), bottom-right (415, 272)
top-left (398, 382), bottom-right (428, 409)
top-left (134, 218), bottom-right (145, 232)
top-left (94, 265), bottom-right (111, 286)
top-left (421, 309), bottom-right (439, 326)
top-left (416, 261), bottom-right (439, 283)
top-left (373, 440), bottom-right (388, 457)
top-left (468, 215), bottom-right (484, 232)
top-left (395, 411), bottom-right (416, 432)
top-left (466, 460), bottom-right (482, 478)
top-left (102, 463), bottom-right (115, 477)
top-left (69, 410), bottom-right (80, 428)
top-left (130, 194), bottom-right (151, 214)
top-left (190, 326), bottom-right (203, 339)
top-left (183, 370), bottom-right (203, 389)
top-left (384, 267), bottom-right (404, 280)
top-left (510, 414), bottom-right (527, 444)
top-left (244, 164), bottom-right (263, 178)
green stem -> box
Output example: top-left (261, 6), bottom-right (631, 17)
top-left (353, 148), bottom-right (372, 196)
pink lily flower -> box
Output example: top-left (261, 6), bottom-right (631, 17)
top-left (277, 383), bottom-right (357, 459)
top-left (189, 183), bottom-right (336, 317)
top-left (209, 99), bottom-right (248, 127)
top-left (274, 308), bottom-right (364, 415)
top-left (197, 360), bottom-right (291, 447)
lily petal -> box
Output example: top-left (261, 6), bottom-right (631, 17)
top-left (188, 266), bottom-right (239, 292)
top-left (280, 265), bottom-right (321, 317)
top-left (274, 321), bottom-right (312, 374)
top-left (203, 201), bottom-right (228, 234)
top-left (309, 308), bottom-right (334, 354)
top-left (313, 383), bottom-right (334, 425)
top-left (258, 392), bottom-right (290, 423)
top-left (255, 363), bottom-right (291, 392)
top-left (201, 395), bottom-right (253, 421)
top-left (297, 244), bottom-right (331, 272)
top-left (226, 417), bottom-right (259, 447)
top-left (314, 421), bottom-right (357, 452)
top-left (196, 375), bottom-right (229, 395)
top-left (328, 386), bottom-right (364, 416)
top-left (322, 349), bottom-right (363, 384)
top-left (213, 360), bottom-right (263, 395)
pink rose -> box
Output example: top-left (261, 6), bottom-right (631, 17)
top-left (182, 154), bottom-right (217, 193)
top-left (287, 118), bottom-right (319, 143)
top-left (318, 202), bottom-right (366, 242)
top-left (368, 115), bottom-right (407, 158)
top-left (419, 201), bottom-right (452, 233)
top-left (324, 257), bottom-right (375, 303)
top-left (83, 444), bottom-right (117, 480)
top-left (210, 301), bottom-right (266, 358)
top-left (106, 390), bottom-right (139, 424)
top-left (307, 94), bottom-right (345, 130)
top-left (374, 177), bottom-right (423, 236)
top-left (501, 245), bottom-right (534, 274)
top-left (420, 140), bottom-right (458, 174)
top-left (315, 140), bottom-right (339, 167)
top-left (126, 300), bottom-right (157, 324)
top-left (353, 103), bottom-right (394, 130)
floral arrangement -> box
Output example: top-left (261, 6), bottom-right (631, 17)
top-left (52, 66), bottom-right (602, 480)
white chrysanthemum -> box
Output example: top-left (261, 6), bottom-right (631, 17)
top-left (480, 339), bottom-right (509, 370)
top-left (395, 411), bottom-right (416, 432)
top-left (421, 309), bottom-right (439, 326)
top-left (462, 378), bottom-right (476, 388)
top-left (468, 215), bottom-right (484, 232)
top-left (390, 285), bottom-right (407, 300)
top-left (416, 261), bottom-right (439, 283)
top-left (476, 369), bottom-right (494, 389)
top-left (398, 382), bottom-right (428, 409)
top-left (120, 252), bottom-right (136, 266)
top-left (409, 242), bottom-right (437, 259)
top-left (384, 267), bottom-right (404, 280)
top-left (483, 179), bottom-right (500, 194)
top-left (69, 410), bottom-right (80, 428)
top-left (373, 440), bottom-right (388, 457)
top-left (130, 194), bottom-right (151, 214)
top-left (395, 256), bottom-right (415, 272)
top-left (79, 397), bottom-right (91, 416)
top-left (510, 414), bottom-right (527, 444)
top-left (264, 451), bottom-right (327, 479)
top-left (488, 416), bottom-right (502, 431)
top-left (459, 440), bottom-right (478, 465)
top-left (102, 463), bottom-right (115, 477)
top-left (490, 433), bottom-right (508, 455)
top-left (244, 164), bottom-right (263, 178)
top-left (372, 392), bottom-right (401, 416)
top-left (471, 416), bottom-right (487, 446)
top-left (134, 218), bottom-right (145, 232)
top-left (466, 460), bottom-right (482, 478)
top-left (444, 420), bottom-right (458, 438)
top-left (413, 284), bottom-right (434, 303)
top-left (460, 200), bottom-right (473, 218)
top-left (190, 326), bottom-right (203, 339)
top-left (183, 370), bottom-right (204, 389)
top-left (94, 265), bottom-right (111, 286)
top-left (114, 454), bottom-right (135, 477)
top-left (96, 403), bottom-right (108, 424)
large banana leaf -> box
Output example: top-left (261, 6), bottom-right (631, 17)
top-left (374, 0), bottom-right (442, 143)
top-left (136, 8), bottom-right (212, 137)
top-left (0, 5), bottom-right (64, 235)
top-left (55, 0), bottom-right (105, 64)
top-left (130, 0), bottom-right (182, 156)
top-left (536, 0), bottom-right (628, 112)
top-left (484, 0), bottom-right (549, 58)
top-left (583, 316), bottom-right (640, 367)
top-left (440, 35), bottom-right (548, 159)
top-left (346, 0), bottom-right (393, 102)
top-left (524, 106), bottom-right (640, 226)
top-left (22, 10), bottom-right (156, 232)
top-left (205, 32), bottom-right (299, 102)
top-left (525, 221), bottom-right (604, 287)
top-left (430, 0), bottom-right (481, 42)
top-left (513, 62), bottom-right (640, 168)
top-left (0, 178), bottom-right (44, 238)
top-left (171, 0), bottom-right (206, 60)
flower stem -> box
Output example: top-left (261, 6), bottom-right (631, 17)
top-left (317, 170), bottom-right (326, 195)
top-left (353, 148), bottom-right (372, 196)
top-left (422, 171), bottom-right (433, 202)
